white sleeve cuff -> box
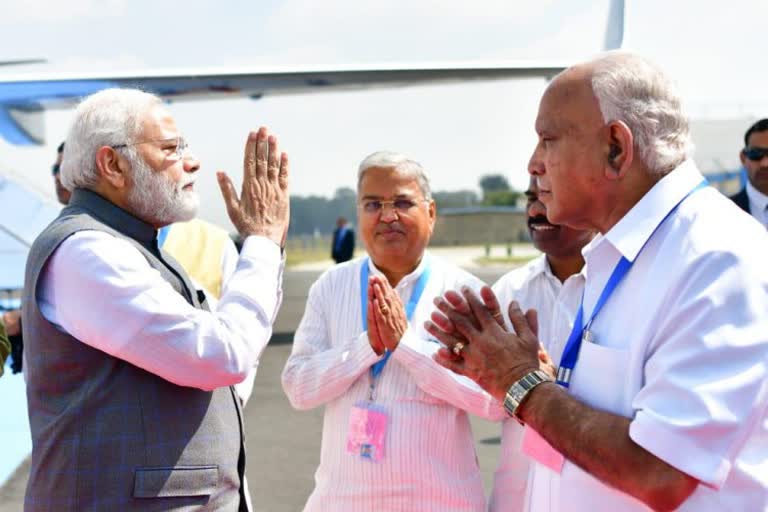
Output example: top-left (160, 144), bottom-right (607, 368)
top-left (353, 331), bottom-right (386, 367)
top-left (630, 410), bottom-right (731, 489)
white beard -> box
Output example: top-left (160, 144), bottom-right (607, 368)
top-left (126, 156), bottom-right (199, 226)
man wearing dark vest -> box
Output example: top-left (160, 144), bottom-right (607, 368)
top-left (730, 118), bottom-right (768, 229)
top-left (22, 88), bottom-right (290, 511)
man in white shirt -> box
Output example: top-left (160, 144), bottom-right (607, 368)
top-left (427, 52), bottom-right (768, 511)
top-left (23, 88), bottom-right (289, 511)
top-left (281, 151), bottom-right (504, 511)
top-left (730, 118), bottom-right (768, 228)
top-left (488, 176), bottom-right (594, 511)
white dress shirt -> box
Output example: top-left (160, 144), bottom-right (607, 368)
top-left (37, 231), bottom-right (284, 392)
top-left (746, 180), bottom-right (768, 228)
top-left (282, 254), bottom-right (505, 512)
top-left (524, 160), bottom-right (768, 511)
top-left (489, 256), bottom-right (585, 512)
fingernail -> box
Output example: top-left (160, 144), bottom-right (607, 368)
top-left (510, 300), bottom-right (519, 309)
top-left (461, 286), bottom-right (470, 293)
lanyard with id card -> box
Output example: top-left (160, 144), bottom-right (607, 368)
top-left (345, 257), bottom-right (431, 462)
top-left (522, 180), bottom-right (708, 474)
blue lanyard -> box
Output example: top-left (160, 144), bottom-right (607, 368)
top-left (556, 180), bottom-right (708, 388)
top-left (360, 257), bottom-right (431, 382)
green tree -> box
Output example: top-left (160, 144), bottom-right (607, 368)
top-left (478, 174), bottom-right (519, 206)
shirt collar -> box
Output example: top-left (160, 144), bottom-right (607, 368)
top-left (601, 160), bottom-right (705, 262)
top-left (368, 251), bottom-right (429, 289)
top-left (68, 188), bottom-right (158, 244)
top-left (746, 180), bottom-right (768, 213)
top-left (531, 253), bottom-right (587, 285)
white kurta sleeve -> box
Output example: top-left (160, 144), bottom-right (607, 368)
top-left (281, 276), bottom-right (383, 411)
top-left (38, 232), bottom-right (283, 391)
top-left (393, 327), bottom-right (506, 421)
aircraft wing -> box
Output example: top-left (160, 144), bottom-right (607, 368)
top-left (0, 61), bottom-right (569, 145)
top-left (0, 175), bottom-right (59, 290)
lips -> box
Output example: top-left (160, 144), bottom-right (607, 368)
top-left (528, 216), bottom-right (558, 233)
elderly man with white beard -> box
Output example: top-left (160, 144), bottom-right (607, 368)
top-left (22, 88), bottom-right (289, 511)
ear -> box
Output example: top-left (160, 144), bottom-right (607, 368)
top-left (427, 199), bottom-right (437, 231)
top-left (95, 146), bottom-right (129, 189)
top-left (739, 150), bottom-right (747, 168)
top-left (604, 120), bottom-right (634, 180)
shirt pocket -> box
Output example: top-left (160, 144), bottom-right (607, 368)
top-left (569, 341), bottom-right (631, 416)
top-left (133, 465), bottom-right (219, 498)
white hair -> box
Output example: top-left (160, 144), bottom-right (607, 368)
top-left (357, 151), bottom-right (432, 199)
top-left (590, 51), bottom-right (692, 176)
top-left (60, 88), bottom-right (162, 191)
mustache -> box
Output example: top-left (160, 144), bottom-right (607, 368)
top-left (375, 223), bottom-right (406, 234)
top-left (528, 215), bottom-right (554, 227)
top-left (178, 176), bottom-right (196, 190)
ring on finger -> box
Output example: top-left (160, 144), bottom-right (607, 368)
top-left (452, 341), bottom-right (466, 357)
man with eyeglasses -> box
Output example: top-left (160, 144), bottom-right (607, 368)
top-left (282, 151), bottom-right (505, 511)
top-left (23, 88), bottom-right (289, 511)
top-left (731, 118), bottom-right (768, 229)
top-left (50, 141), bottom-right (249, 395)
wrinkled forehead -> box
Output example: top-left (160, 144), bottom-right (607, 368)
top-left (137, 105), bottom-right (180, 140)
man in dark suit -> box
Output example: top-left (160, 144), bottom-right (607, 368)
top-left (331, 216), bottom-right (355, 263)
top-left (730, 118), bottom-right (768, 228)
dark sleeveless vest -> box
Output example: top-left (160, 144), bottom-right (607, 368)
top-left (22, 189), bottom-right (248, 511)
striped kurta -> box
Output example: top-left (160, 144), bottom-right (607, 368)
top-left (282, 254), bottom-right (505, 511)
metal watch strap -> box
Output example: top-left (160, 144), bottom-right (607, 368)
top-left (503, 369), bottom-right (553, 424)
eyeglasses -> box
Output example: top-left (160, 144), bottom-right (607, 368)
top-left (51, 163), bottom-right (60, 176)
top-left (112, 137), bottom-right (189, 160)
top-left (743, 146), bottom-right (768, 161)
top-left (359, 198), bottom-right (429, 215)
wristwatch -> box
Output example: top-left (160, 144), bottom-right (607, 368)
top-left (503, 370), bottom-right (553, 424)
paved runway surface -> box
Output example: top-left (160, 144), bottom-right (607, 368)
top-left (1, 263), bottom-right (513, 511)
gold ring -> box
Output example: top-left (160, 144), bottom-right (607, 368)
top-left (492, 311), bottom-right (503, 319)
top-left (452, 342), bottom-right (465, 356)
top-left (380, 305), bottom-right (389, 315)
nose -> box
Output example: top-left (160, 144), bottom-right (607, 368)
top-left (528, 142), bottom-right (544, 177)
top-left (379, 203), bottom-right (399, 222)
top-left (183, 153), bottom-right (200, 173)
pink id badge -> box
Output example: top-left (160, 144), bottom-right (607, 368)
top-left (522, 425), bottom-right (565, 473)
top-left (346, 401), bottom-right (388, 462)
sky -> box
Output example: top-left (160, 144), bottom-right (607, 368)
top-left (1, 0), bottom-right (767, 229)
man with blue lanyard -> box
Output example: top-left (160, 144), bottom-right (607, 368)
top-left (282, 151), bottom-right (506, 511)
top-left (427, 52), bottom-right (768, 511)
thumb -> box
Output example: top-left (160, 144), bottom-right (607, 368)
top-left (217, 171), bottom-right (241, 220)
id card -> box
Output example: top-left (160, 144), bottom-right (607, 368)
top-left (346, 401), bottom-right (388, 461)
top-left (522, 425), bottom-right (565, 473)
